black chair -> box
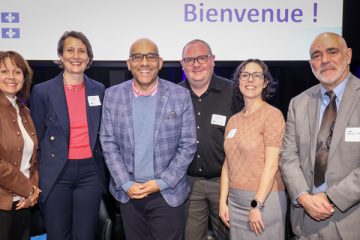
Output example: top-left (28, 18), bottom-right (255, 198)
top-left (97, 199), bottom-right (113, 240)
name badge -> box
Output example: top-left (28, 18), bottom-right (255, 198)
top-left (345, 127), bottom-right (360, 142)
top-left (226, 128), bottom-right (237, 139)
top-left (211, 114), bottom-right (226, 126)
top-left (88, 96), bottom-right (101, 106)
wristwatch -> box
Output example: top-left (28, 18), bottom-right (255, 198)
top-left (250, 199), bottom-right (264, 210)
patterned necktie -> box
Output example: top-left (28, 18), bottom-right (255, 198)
top-left (314, 91), bottom-right (337, 187)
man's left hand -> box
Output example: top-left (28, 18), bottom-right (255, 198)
top-left (140, 180), bottom-right (160, 196)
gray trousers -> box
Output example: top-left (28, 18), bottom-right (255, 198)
top-left (298, 214), bottom-right (342, 240)
top-left (185, 176), bottom-right (229, 240)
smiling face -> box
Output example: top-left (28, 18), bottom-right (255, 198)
top-left (181, 40), bottom-right (215, 91)
top-left (309, 33), bottom-right (352, 90)
top-left (0, 57), bottom-right (25, 98)
top-left (60, 36), bottom-right (90, 75)
top-left (239, 62), bottom-right (267, 101)
top-left (127, 38), bottom-right (163, 91)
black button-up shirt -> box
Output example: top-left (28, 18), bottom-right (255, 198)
top-left (179, 74), bottom-right (243, 178)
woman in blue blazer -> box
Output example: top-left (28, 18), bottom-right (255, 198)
top-left (30, 31), bottom-right (106, 240)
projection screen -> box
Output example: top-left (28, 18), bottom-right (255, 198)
top-left (0, 0), bottom-right (343, 61)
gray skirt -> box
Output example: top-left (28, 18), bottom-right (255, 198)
top-left (228, 189), bottom-right (287, 240)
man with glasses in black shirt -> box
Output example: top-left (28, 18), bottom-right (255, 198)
top-left (179, 39), bottom-right (243, 240)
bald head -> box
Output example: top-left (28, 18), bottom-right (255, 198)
top-left (126, 37), bottom-right (163, 92)
top-left (182, 39), bottom-right (212, 58)
top-left (310, 32), bottom-right (348, 56)
top-left (129, 38), bottom-right (159, 55)
top-left (309, 32), bottom-right (352, 90)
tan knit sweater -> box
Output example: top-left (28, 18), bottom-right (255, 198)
top-left (224, 102), bottom-right (285, 192)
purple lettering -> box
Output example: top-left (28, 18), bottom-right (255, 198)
top-left (248, 8), bottom-right (259, 22)
top-left (199, 3), bottom-right (204, 22)
top-left (276, 8), bottom-right (289, 22)
top-left (220, 8), bottom-right (232, 22)
top-left (206, 8), bottom-right (218, 22)
top-left (184, 4), bottom-right (196, 22)
top-left (234, 8), bottom-right (246, 22)
top-left (184, 3), bottom-right (304, 23)
top-left (291, 9), bottom-right (303, 22)
top-left (262, 9), bottom-right (274, 22)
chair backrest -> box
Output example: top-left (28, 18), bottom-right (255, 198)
top-left (98, 199), bottom-right (113, 240)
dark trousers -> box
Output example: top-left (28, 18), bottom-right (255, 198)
top-left (120, 192), bottom-right (185, 240)
top-left (185, 177), bottom-right (229, 240)
top-left (0, 201), bottom-right (30, 240)
top-left (42, 158), bottom-right (103, 240)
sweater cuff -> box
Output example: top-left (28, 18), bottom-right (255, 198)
top-left (156, 179), bottom-right (169, 191)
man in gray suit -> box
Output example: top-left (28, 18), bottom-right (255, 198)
top-left (280, 32), bottom-right (360, 239)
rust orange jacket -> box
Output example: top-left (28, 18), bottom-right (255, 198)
top-left (0, 92), bottom-right (38, 210)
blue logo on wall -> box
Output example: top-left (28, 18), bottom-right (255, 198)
top-left (1, 12), bottom-right (20, 23)
top-left (1, 12), bottom-right (20, 39)
top-left (2, 28), bottom-right (20, 38)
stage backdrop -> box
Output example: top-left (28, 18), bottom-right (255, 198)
top-left (0, 0), bottom-right (342, 61)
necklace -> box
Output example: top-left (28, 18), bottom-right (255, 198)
top-left (63, 75), bottom-right (84, 92)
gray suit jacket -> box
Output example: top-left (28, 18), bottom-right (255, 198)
top-left (280, 73), bottom-right (360, 239)
top-left (100, 78), bottom-right (196, 207)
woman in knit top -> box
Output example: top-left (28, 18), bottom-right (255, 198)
top-left (219, 59), bottom-right (287, 239)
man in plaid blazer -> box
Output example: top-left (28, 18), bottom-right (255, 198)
top-left (100, 38), bottom-right (196, 240)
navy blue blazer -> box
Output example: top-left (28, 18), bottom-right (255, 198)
top-left (30, 73), bottom-right (106, 203)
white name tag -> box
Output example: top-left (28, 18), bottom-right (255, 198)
top-left (226, 128), bottom-right (237, 139)
top-left (211, 114), bottom-right (226, 126)
top-left (345, 127), bottom-right (360, 142)
top-left (88, 96), bottom-right (101, 106)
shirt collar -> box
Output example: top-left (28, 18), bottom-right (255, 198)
top-left (208, 75), bottom-right (222, 92)
top-left (320, 72), bottom-right (350, 102)
top-left (132, 78), bottom-right (159, 97)
top-left (5, 95), bottom-right (17, 107)
top-left (185, 74), bottom-right (222, 96)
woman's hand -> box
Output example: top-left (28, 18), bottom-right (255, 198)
top-left (16, 197), bottom-right (31, 210)
top-left (15, 185), bottom-right (41, 210)
top-left (219, 202), bottom-right (230, 228)
top-left (29, 186), bottom-right (41, 206)
top-left (248, 208), bottom-right (265, 235)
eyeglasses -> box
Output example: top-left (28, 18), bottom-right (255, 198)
top-left (129, 53), bottom-right (159, 62)
top-left (182, 55), bottom-right (212, 66)
top-left (239, 72), bottom-right (264, 81)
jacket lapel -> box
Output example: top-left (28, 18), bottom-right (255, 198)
top-left (49, 73), bottom-right (70, 144)
top-left (153, 79), bottom-right (169, 145)
top-left (124, 81), bottom-right (134, 149)
top-left (84, 76), bottom-right (101, 151)
top-left (308, 86), bottom-right (321, 167)
top-left (328, 74), bottom-right (360, 160)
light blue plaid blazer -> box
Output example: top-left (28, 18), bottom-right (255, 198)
top-left (100, 78), bottom-right (196, 207)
